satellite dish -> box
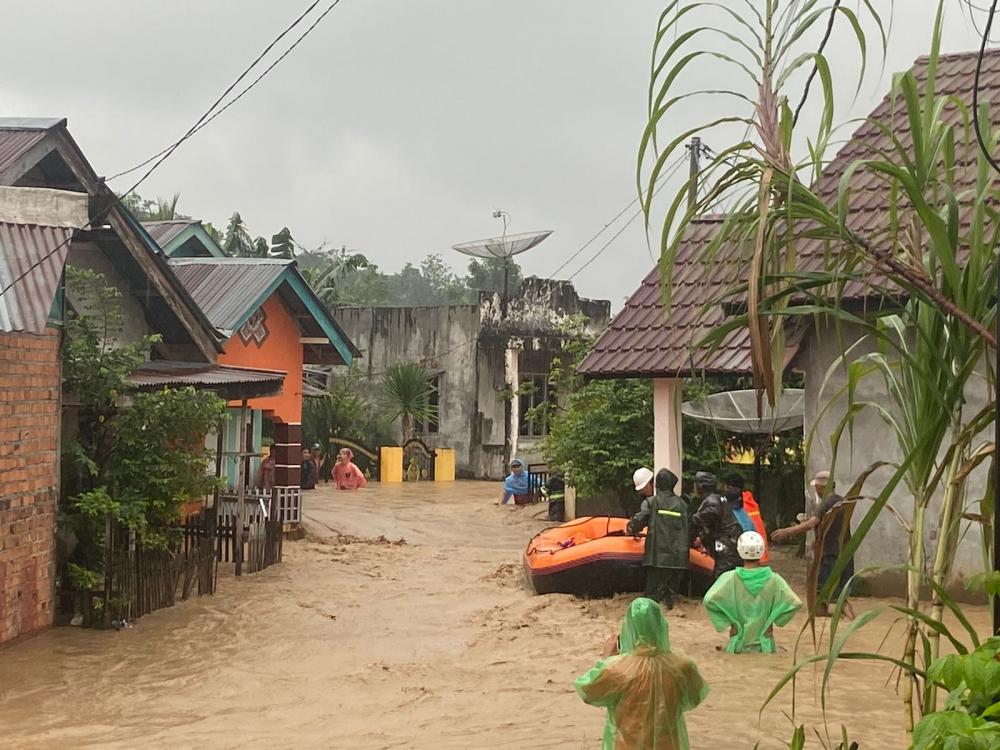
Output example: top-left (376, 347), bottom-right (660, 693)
top-left (451, 230), bottom-right (553, 259)
top-left (681, 389), bottom-right (804, 435)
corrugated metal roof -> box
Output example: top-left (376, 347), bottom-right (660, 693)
top-left (0, 130), bottom-right (47, 174)
top-left (0, 221), bottom-right (72, 333)
top-left (128, 361), bottom-right (285, 399)
top-left (580, 48), bottom-right (1000, 378)
top-left (169, 259), bottom-right (291, 335)
top-left (144, 220), bottom-right (196, 248)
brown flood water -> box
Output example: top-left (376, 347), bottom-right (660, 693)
top-left (0, 481), bottom-right (991, 749)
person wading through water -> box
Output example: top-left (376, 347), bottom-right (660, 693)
top-left (576, 597), bottom-right (708, 750)
top-left (691, 471), bottom-right (743, 578)
top-left (627, 468), bottom-right (689, 609)
top-left (722, 473), bottom-right (770, 563)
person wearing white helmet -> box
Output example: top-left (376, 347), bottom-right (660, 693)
top-left (632, 467), bottom-right (655, 498)
top-left (701, 530), bottom-right (802, 654)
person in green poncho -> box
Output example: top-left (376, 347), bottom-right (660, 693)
top-left (576, 597), bottom-right (708, 750)
top-left (626, 468), bottom-right (688, 610)
top-left (702, 531), bottom-right (802, 654)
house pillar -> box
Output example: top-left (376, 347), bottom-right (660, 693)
top-left (653, 378), bottom-right (683, 479)
top-left (504, 341), bottom-right (522, 467)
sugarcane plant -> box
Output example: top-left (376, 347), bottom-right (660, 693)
top-left (641, 0), bottom-right (998, 739)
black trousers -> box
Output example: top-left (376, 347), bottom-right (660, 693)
top-left (644, 567), bottom-right (684, 603)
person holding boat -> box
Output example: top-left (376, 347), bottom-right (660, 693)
top-left (626, 468), bottom-right (689, 610)
top-left (703, 531), bottom-right (802, 653)
top-left (691, 471), bottom-right (743, 578)
top-left (576, 597), bottom-right (708, 750)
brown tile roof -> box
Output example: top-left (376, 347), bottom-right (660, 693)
top-left (580, 48), bottom-right (1000, 378)
top-left (579, 216), bottom-right (770, 378)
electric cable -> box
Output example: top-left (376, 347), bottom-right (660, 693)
top-left (973, 0), bottom-right (1000, 177)
top-left (0, 0), bottom-right (345, 302)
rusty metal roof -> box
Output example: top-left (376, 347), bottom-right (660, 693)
top-left (0, 119), bottom-right (61, 175)
top-left (128, 361), bottom-right (286, 400)
top-left (144, 220), bottom-right (195, 247)
top-left (580, 48), bottom-right (1000, 379)
top-left (0, 221), bottom-right (73, 333)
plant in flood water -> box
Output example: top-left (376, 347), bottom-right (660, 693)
top-left (641, 0), bottom-right (997, 739)
top-left (379, 362), bottom-right (438, 442)
top-left (61, 268), bottom-right (225, 590)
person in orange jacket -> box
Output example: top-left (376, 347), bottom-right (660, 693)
top-left (722, 474), bottom-right (769, 564)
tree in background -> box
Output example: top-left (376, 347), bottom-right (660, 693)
top-left (465, 256), bottom-right (523, 297)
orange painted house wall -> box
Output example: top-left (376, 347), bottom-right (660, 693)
top-left (218, 295), bottom-right (302, 423)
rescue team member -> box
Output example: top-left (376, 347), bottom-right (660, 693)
top-left (703, 531), bottom-right (801, 654)
top-left (626, 468), bottom-right (689, 610)
top-left (541, 473), bottom-right (566, 522)
top-left (691, 471), bottom-right (743, 578)
top-left (576, 597), bottom-right (707, 750)
top-left (722, 473), bottom-right (770, 563)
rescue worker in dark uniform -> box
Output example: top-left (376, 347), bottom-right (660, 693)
top-left (626, 468), bottom-right (689, 609)
top-left (541, 474), bottom-right (566, 522)
top-left (691, 471), bottom-right (743, 578)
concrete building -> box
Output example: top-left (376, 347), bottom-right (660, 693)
top-left (334, 278), bottom-right (610, 479)
top-left (579, 50), bottom-right (999, 598)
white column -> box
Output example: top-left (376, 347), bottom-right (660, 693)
top-left (653, 378), bottom-right (684, 478)
top-left (505, 342), bottom-right (521, 464)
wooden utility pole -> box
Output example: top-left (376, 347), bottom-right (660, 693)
top-left (687, 136), bottom-right (701, 214)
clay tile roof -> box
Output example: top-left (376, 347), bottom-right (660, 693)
top-left (578, 216), bottom-right (783, 378)
top-left (580, 48), bottom-right (1000, 379)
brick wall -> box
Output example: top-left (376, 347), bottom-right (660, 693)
top-left (0, 329), bottom-right (60, 645)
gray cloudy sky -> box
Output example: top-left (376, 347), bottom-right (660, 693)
top-left (0, 2), bottom-right (991, 308)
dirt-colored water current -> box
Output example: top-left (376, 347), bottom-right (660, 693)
top-left (0, 481), bottom-right (990, 748)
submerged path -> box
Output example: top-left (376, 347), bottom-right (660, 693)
top-left (0, 480), bottom-right (990, 748)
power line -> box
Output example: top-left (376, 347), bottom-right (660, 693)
top-left (108, 0), bottom-right (333, 181)
top-left (546, 150), bottom-right (688, 280)
top-left (0, 1), bottom-right (345, 303)
top-left (973, 0), bottom-right (1000, 177)
top-left (564, 152), bottom-right (690, 282)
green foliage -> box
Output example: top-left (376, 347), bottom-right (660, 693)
top-left (66, 562), bottom-right (102, 592)
top-left (914, 639), bottom-right (1000, 750)
top-left (120, 192), bottom-right (186, 222)
top-left (302, 367), bottom-right (394, 450)
top-left (380, 362), bottom-right (437, 442)
top-left (61, 268), bottom-right (226, 588)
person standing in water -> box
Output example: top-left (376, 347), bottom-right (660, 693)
top-left (626, 468), bottom-right (689, 609)
top-left (703, 531), bottom-right (802, 653)
top-left (576, 597), bottom-right (708, 750)
top-left (499, 458), bottom-right (530, 506)
top-left (722, 473), bottom-right (770, 563)
top-left (691, 471), bottom-right (743, 578)
top-left (332, 448), bottom-right (368, 490)
top-left (300, 447), bottom-right (318, 490)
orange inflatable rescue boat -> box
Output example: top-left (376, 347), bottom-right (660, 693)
top-left (524, 516), bottom-right (715, 597)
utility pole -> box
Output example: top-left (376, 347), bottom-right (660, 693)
top-left (687, 136), bottom-right (701, 214)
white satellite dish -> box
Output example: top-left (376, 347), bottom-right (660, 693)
top-left (452, 213), bottom-right (553, 318)
top-left (681, 389), bottom-right (805, 435)
top-left (452, 230), bottom-right (553, 260)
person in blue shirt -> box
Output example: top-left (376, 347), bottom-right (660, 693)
top-left (499, 458), bottom-right (530, 506)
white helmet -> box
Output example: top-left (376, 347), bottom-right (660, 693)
top-left (633, 467), bottom-right (654, 492)
top-left (737, 531), bottom-right (766, 561)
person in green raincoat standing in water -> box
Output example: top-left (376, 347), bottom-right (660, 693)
top-left (576, 597), bottom-right (708, 750)
top-left (626, 468), bottom-right (689, 609)
top-left (702, 531), bottom-right (802, 654)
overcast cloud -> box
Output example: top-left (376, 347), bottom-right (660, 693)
top-left (0, 2), bottom-right (991, 308)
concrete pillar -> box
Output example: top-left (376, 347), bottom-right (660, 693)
top-left (653, 378), bottom-right (684, 478)
top-left (504, 342), bottom-right (521, 465)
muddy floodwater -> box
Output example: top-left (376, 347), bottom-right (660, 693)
top-left (0, 481), bottom-right (991, 748)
